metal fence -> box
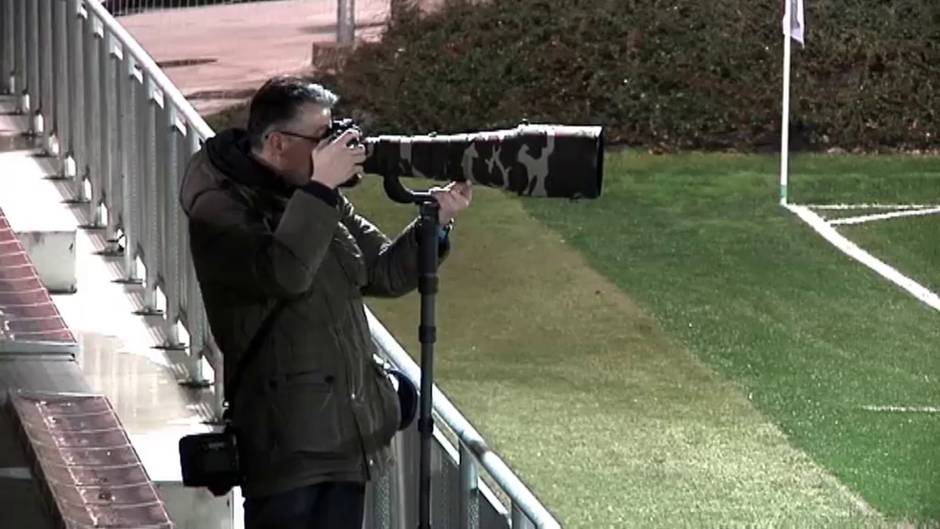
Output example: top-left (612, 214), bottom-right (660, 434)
top-left (102, 0), bottom-right (441, 44)
top-left (100, 0), bottom-right (287, 17)
top-left (4, 0), bottom-right (221, 394)
top-left (101, 0), bottom-right (378, 45)
top-left (0, 1), bottom-right (561, 527)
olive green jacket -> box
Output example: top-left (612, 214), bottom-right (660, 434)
top-left (179, 130), bottom-right (444, 498)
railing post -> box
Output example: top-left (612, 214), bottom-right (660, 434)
top-left (391, 425), bottom-right (415, 529)
top-left (185, 129), bottom-right (205, 336)
top-left (212, 345), bottom-right (223, 418)
top-left (25, 0), bottom-right (39, 130)
top-left (53, 0), bottom-right (70, 165)
top-left (101, 30), bottom-right (122, 246)
top-left (138, 74), bottom-right (160, 315)
top-left (459, 442), bottom-right (481, 529)
top-left (162, 109), bottom-right (184, 350)
top-left (371, 472), bottom-right (394, 529)
top-left (108, 43), bottom-right (126, 256)
top-left (67, 0), bottom-right (88, 200)
top-left (176, 124), bottom-right (195, 376)
top-left (39, 0), bottom-right (55, 153)
top-left (14, 0), bottom-right (26, 108)
top-left (127, 66), bottom-right (149, 289)
top-left (2, 0), bottom-right (15, 94)
top-left (120, 58), bottom-right (141, 284)
top-left (82, 11), bottom-right (102, 224)
top-left (95, 26), bottom-right (113, 231)
top-left (179, 125), bottom-right (212, 390)
top-left (155, 95), bottom-right (183, 347)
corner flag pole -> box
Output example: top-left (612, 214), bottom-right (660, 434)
top-left (780, 0), bottom-right (793, 205)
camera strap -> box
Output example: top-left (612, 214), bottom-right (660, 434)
top-left (222, 299), bottom-right (291, 420)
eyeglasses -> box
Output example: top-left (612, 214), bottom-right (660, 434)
top-left (275, 130), bottom-right (327, 143)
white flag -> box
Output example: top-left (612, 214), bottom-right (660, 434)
top-left (783, 0), bottom-right (806, 47)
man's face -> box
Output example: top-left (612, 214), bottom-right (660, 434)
top-left (267, 103), bottom-right (332, 185)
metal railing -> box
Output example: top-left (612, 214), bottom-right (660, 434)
top-left (101, 0), bottom-right (369, 45)
top-left (5, 0), bottom-right (222, 400)
top-left (0, 1), bottom-right (562, 527)
top-left (100, 0), bottom-right (288, 17)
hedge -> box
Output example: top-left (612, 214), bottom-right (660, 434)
top-left (319, 0), bottom-right (939, 152)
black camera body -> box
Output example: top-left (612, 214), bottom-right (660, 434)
top-left (328, 118), bottom-right (361, 142)
top-left (329, 118), bottom-right (367, 188)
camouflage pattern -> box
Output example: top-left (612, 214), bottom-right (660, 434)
top-left (359, 124), bottom-right (605, 199)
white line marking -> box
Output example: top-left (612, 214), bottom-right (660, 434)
top-left (806, 203), bottom-right (940, 210)
top-left (829, 206), bottom-right (940, 226)
top-left (785, 204), bottom-right (940, 313)
top-left (861, 405), bottom-right (940, 414)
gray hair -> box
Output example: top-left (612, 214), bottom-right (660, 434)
top-left (247, 76), bottom-right (339, 149)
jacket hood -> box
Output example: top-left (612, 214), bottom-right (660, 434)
top-left (179, 128), bottom-right (294, 215)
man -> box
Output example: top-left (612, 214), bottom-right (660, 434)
top-left (179, 75), bottom-right (471, 528)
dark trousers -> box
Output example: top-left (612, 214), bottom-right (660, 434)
top-left (244, 482), bottom-right (365, 529)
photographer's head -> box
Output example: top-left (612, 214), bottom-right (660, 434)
top-left (247, 76), bottom-right (339, 185)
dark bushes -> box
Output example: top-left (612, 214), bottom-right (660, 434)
top-left (324, 0), bottom-right (939, 152)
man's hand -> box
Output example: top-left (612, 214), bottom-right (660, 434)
top-left (430, 181), bottom-right (472, 225)
top-left (309, 129), bottom-right (366, 189)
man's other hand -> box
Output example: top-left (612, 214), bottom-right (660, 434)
top-left (430, 181), bottom-right (472, 225)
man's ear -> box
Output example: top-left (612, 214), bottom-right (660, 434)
top-left (267, 131), bottom-right (283, 153)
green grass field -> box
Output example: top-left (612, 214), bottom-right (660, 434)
top-left (345, 152), bottom-right (940, 528)
top-left (839, 215), bottom-right (940, 296)
top-left (784, 154), bottom-right (940, 206)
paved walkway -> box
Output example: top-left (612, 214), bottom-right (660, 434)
top-left (120, 0), bottom-right (393, 116)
